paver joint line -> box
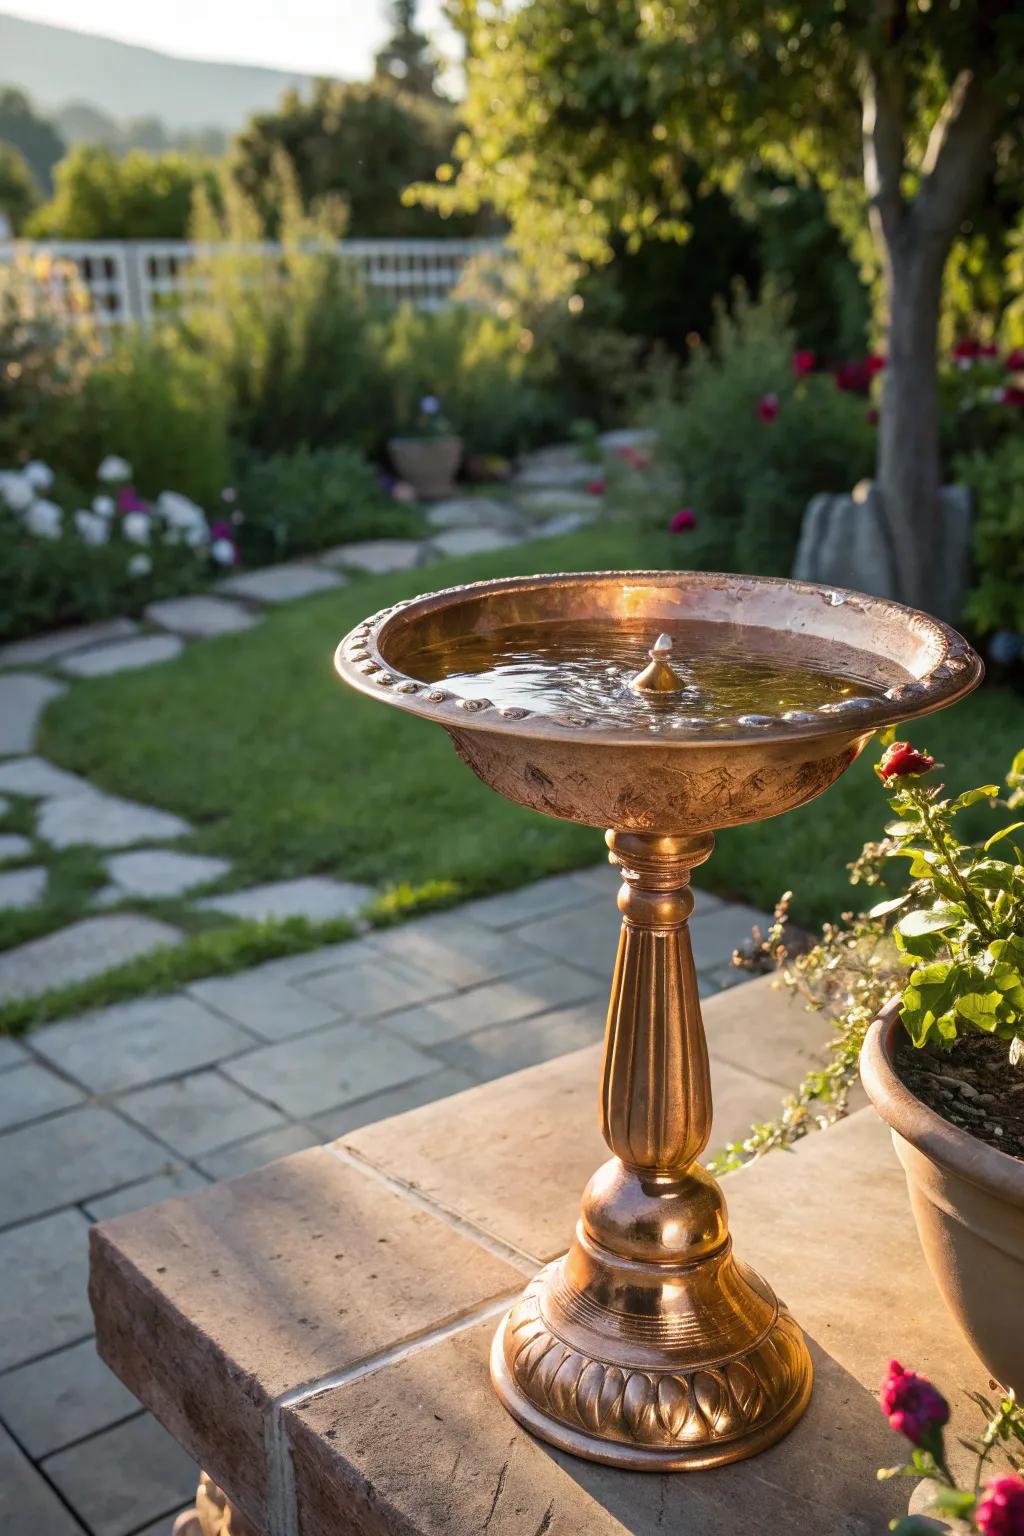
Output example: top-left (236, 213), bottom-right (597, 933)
top-left (325, 1141), bottom-right (540, 1275)
top-left (265, 1293), bottom-right (516, 1536)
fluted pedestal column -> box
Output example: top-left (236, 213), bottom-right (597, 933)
top-left (491, 831), bottom-right (812, 1469)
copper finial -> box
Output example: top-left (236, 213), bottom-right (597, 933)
top-left (630, 632), bottom-right (687, 697)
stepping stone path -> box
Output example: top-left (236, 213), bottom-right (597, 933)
top-left (0, 914), bottom-right (181, 1003)
top-left (102, 849), bottom-right (232, 900)
top-left (430, 527), bottom-right (521, 558)
top-left (0, 834), bottom-right (31, 864)
top-left (218, 562), bottom-right (343, 603)
top-left (0, 866), bottom-right (47, 911)
top-left (60, 633), bottom-right (184, 678)
top-left (426, 496), bottom-right (522, 531)
top-left (0, 757), bottom-right (93, 799)
top-left (0, 674), bottom-right (64, 755)
top-left (37, 791), bottom-right (190, 850)
top-left (0, 617), bottom-right (139, 669)
top-left (321, 539), bottom-right (424, 574)
top-left (198, 876), bottom-right (371, 924)
top-left (145, 595), bottom-right (256, 638)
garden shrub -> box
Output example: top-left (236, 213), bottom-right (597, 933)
top-left (960, 436), bottom-right (1024, 638)
top-left (653, 284), bottom-right (875, 575)
top-left (234, 446), bottom-right (422, 565)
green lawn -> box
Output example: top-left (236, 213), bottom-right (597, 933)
top-left (41, 520), bottom-right (1024, 934)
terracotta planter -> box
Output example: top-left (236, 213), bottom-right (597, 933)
top-left (861, 1005), bottom-right (1024, 1391)
top-left (388, 435), bottom-right (463, 499)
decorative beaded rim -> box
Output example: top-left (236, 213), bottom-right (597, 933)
top-left (334, 570), bottom-right (983, 748)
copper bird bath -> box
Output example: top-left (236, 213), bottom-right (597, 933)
top-left (335, 570), bottom-right (982, 1471)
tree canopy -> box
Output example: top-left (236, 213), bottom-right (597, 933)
top-left (374, 0), bottom-right (442, 99)
top-left (27, 145), bottom-right (218, 240)
top-left (0, 88), bottom-right (64, 194)
top-left (0, 141), bottom-right (39, 233)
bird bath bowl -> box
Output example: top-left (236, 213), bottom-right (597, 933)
top-left (335, 570), bottom-right (982, 1471)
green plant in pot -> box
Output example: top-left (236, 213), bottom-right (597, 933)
top-left (387, 394), bottom-right (462, 500)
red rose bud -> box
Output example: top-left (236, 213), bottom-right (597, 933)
top-left (875, 742), bottom-right (936, 784)
top-left (756, 393), bottom-right (779, 423)
top-left (879, 1360), bottom-right (950, 1446)
top-left (670, 508), bottom-right (696, 532)
top-left (835, 359), bottom-right (875, 394)
top-left (585, 479), bottom-right (605, 496)
top-left (976, 1476), bottom-right (1024, 1536)
top-left (867, 353), bottom-right (886, 374)
top-left (792, 349), bottom-right (816, 378)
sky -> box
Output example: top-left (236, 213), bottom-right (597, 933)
top-left (1, 0), bottom-right (452, 77)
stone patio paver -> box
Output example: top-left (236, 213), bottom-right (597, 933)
top-left (197, 874), bottom-right (370, 924)
top-left (425, 496), bottom-right (520, 530)
top-left (222, 1019), bottom-right (438, 1119)
top-left (0, 672), bottom-right (65, 756)
top-left (0, 914), bottom-right (183, 1005)
top-left (321, 538), bottom-right (423, 573)
top-left (457, 868), bottom-right (601, 929)
top-left (0, 1105), bottom-right (169, 1226)
top-left (0, 617), bottom-right (138, 669)
top-left (0, 862), bottom-right (47, 909)
top-left (310, 1065), bottom-right (476, 1140)
top-left (43, 1411), bottom-right (198, 1536)
top-left (118, 1071), bottom-right (286, 1159)
top-left (428, 526), bottom-right (521, 558)
top-left (103, 848), bottom-right (231, 899)
top-left (32, 994), bottom-right (255, 1095)
top-left (688, 900), bottom-right (775, 971)
top-left (0, 1035), bottom-right (27, 1070)
top-left (432, 997), bottom-right (605, 1082)
top-left (61, 634), bottom-right (185, 678)
top-left (513, 897), bottom-right (626, 976)
top-left (517, 489), bottom-right (598, 516)
top-left (0, 1338), bottom-right (140, 1458)
top-left (85, 1166), bottom-right (211, 1222)
top-left (218, 562), bottom-right (343, 603)
top-left (0, 1059), bottom-right (84, 1131)
top-left (194, 1122), bottom-right (321, 1181)
top-left (0, 1208), bottom-right (93, 1370)
top-left (0, 755), bottom-right (93, 799)
top-left (0, 1422), bottom-right (86, 1535)
top-left (186, 969), bottom-right (343, 1042)
top-left (144, 595), bottom-right (257, 639)
top-left (367, 910), bottom-right (547, 987)
top-left (37, 790), bottom-right (191, 850)
top-left (0, 832), bottom-right (31, 863)
top-left (383, 962), bottom-right (600, 1048)
top-left (297, 951), bottom-right (454, 1018)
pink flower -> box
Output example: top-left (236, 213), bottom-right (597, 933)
top-left (616, 445), bottom-right (650, 470)
top-left (878, 1360), bottom-right (949, 1445)
top-left (670, 508), bottom-right (696, 532)
top-left (792, 349), bottom-right (816, 378)
top-left (116, 484), bottom-right (149, 515)
top-left (976, 1475), bottom-right (1024, 1536)
top-left (756, 393), bottom-right (779, 423)
top-left (585, 478), bottom-right (606, 496)
top-left (1005, 348), bottom-right (1024, 372)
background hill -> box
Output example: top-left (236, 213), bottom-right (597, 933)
top-left (0, 12), bottom-right (321, 133)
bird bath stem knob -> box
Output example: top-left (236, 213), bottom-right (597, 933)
top-left (631, 632), bottom-right (688, 698)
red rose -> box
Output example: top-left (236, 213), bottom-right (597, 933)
top-left (670, 508), bottom-right (696, 532)
top-left (835, 359), bottom-right (874, 394)
top-left (979, 341), bottom-right (1000, 358)
top-left (867, 353), bottom-right (886, 374)
top-left (792, 349), bottom-right (816, 378)
top-left (952, 337), bottom-right (983, 361)
top-left (875, 742), bottom-right (937, 784)
top-left (1003, 385), bottom-right (1024, 408)
top-left (879, 1360), bottom-right (949, 1446)
top-left (1005, 348), bottom-right (1024, 372)
top-left (585, 479), bottom-right (605, 496)
top-left (756, 393), bottom-right (779, 423)
top-left (976, 1476), bottom-right (1024, 1536)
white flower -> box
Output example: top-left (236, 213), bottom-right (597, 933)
top-left (156, 490), bottom-right (208, 548)
top-left (92, 494), bottom-right (116, 518)
top-left (25, 499), bottom-right (63, 539)
top-left (0, 471), bottom-right (34, 513)
top-left (127, 552), bottom-right (152, 577)
top-left (74, 509), bottom-right (110, 546)
top-left (98, 455), bottom-right (132, 483)
top-left (24, 460), bottom-right (54, 491)
top-left (211, 537), bottom-right (236, 566)
top-left (122, 511), bottom-right (150, 545)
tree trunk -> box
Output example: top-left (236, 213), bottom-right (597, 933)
top-left (877, 234), bottom-right (948, 610)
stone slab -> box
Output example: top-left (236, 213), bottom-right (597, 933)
top-left (0, 1208), bottom-right (93, 1370)
top-left (85, 1166), bottom-right (211, 1221)
top-left (0, 1034), bottom-right (28, 1070)
top-left (0, 755), bottom-right (94, 799)
top-left (532, 510), bottom-right (592, 537)
top-left (0, 1337), bottom-right (140, 1457)
top-left (60, 633), bottom-right (185, 677)
top-left (296, 952), bottom-right (453, 1019)
top-left (103, 849), bottom-right (231, 899)
top-left (221, 1019), bottom-right (438, 1118)
top-left (90, 1149), bottom-right (525, 1529)
top-left (118, 1071), bottom-right (286, 1158)
top-left (144, 595), bottom-right (257, 638)
top-left (33, 994), bottom-right (254, 1094)
top-left (512, 899), bottom-right (624, 979)
top-left (433, 999), bottom-right (606, 1084)
top-left (0, 914), bottom-right (183, 1005)
top-left (0, 862), bottom-right (46, 908)
top-left (37, 791), bottom-right (191, 850)
top-left (0, 1105), bottom-right (169, 1226)
top-left (0, 1422), bottom-right (86, 1536)
top-left (195, 1122), bottom-right (321, 1181)
top-left (186, 969), bottom-right (343, 1042)
top-left (288, 1109), bottom-right (985, 1536)
top-left (425, 497), bottom-right (520, 531)
top-left (517, 489), bottom-right (598, 517)
top-left (321, 539), bottom-right (423, 573)
top-left (197, 876), bottom-right (370, 924)
top-left (688, 901), bottom-right (775, 972)
top-left (0, 617), bottom-right (138, 669)
top-left (217, 563), bottom-right (342, 603)
top-left (310, 1065), bottom-right (477, 1140)
top-left (367, 911), bottom-right (546, 988)
top-left (0, 672), bottom-right (64, 755)
top-left (0, 831), bottom-right (32, 862)
top-left (44, 1411), bottom-right (198, 1536)
top-left (0, 1059), bottom-right (84, 1130)
top-left (458, 871), bottom-right (598, 930)
top-left (428, 527), bottom-right (521, 559)
top-left (383, 963), bottom-right (601, 1048)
